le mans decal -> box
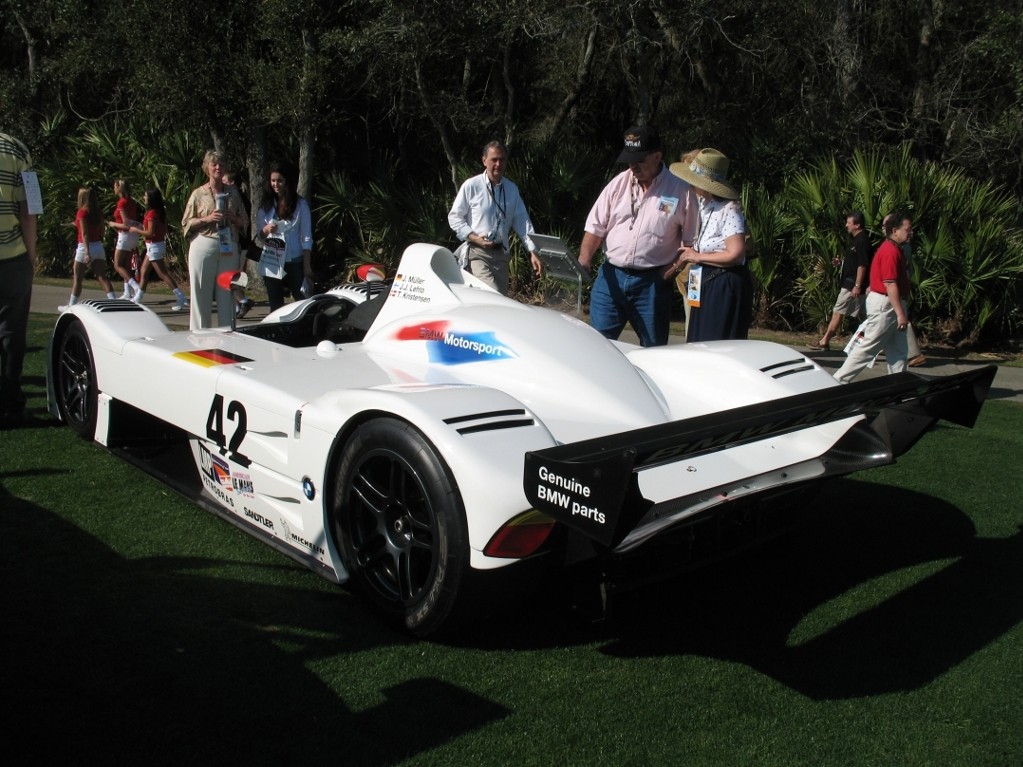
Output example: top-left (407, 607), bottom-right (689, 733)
top-left (199, 444), bottom-right (233, 491)
top-left (394, 321), bottom-right (517, 364)
top-left (174, 349), bottom-right (253, 367)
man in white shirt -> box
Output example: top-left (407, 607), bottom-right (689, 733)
top-left (448, 141), bottom-right (542, 294)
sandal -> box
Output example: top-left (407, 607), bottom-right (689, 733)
top-left (808, 342), bottom-right (830, 351)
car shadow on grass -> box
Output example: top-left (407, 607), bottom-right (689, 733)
top-left (0, 477), bottom-right (509, 763)
top-left (455, 476), bottom-right (1023, 700)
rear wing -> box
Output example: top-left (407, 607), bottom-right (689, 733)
top-left (523, 366), bottom-right (996, 550)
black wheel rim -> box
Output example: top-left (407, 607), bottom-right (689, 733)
top-left (58, 331), bottom-right (94, 431)
top-left (346, 449), bottom-right (440, 605)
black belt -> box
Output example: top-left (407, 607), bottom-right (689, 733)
top-left (609, 262), bottom-right (662, 276)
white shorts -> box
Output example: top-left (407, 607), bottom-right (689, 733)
top-left (146, 242), bottom-right (167, 261)
top-left (116, 230), bottom-right (141, 250)
top-left (75, 242), bottom-right (106, 263)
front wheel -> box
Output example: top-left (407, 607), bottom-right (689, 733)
top-left (54, 319), bottom-right (99, 439)
top-left (333, 418), bottom-right (472, 636)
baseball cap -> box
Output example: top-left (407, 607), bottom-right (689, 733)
top-left (617, 125), bottom-right (662, 164)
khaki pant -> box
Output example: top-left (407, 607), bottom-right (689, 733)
top-left (833, 292), bottom-right (909, 383)
top-left (189, 235), bottom-right (241, 330)
top-left (467, 245), bottom-right (510, 295)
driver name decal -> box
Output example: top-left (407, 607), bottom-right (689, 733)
top-left (394, 321), bottom-right (517, 365)
top-left (390, 273), bottom-right (431, 304)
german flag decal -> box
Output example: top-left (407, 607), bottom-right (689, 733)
top-left (173, 349), bottom-right (253, 367)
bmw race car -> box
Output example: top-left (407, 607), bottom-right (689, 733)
top-left (47, 243), bottom-right (995, 635)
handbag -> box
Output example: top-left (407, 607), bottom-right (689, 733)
top-left (245, 234), bottom-right (265, 263)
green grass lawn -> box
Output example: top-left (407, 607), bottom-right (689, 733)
top-left (3, 316), bottom-right (1021, 765)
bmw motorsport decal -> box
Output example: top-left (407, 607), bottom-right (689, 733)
top-left (394, 321), bottom-right (517, 364)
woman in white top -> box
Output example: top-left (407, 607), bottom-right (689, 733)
top-left (255, 162), bottom-right (313, 312)
top-left (669, 148), bottom-right (753, 342)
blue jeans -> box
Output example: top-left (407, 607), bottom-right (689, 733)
top-left (589, 261), bottom-right (673, 347)
top-left (264, 260), bottom-right (306, 312)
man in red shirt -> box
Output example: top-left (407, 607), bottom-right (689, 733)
top-left (833, 213), bottom-right (912, 383)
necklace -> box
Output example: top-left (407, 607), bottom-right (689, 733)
top-left (629, 178), bottom-right (640, 230)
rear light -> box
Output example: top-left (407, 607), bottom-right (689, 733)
top-left (483, 510), bottom-right (556, 558)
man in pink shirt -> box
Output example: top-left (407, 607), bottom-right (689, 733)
top-left (578, 126), bottom-right (698, 346)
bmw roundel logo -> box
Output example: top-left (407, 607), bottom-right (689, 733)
top-left (302, 477), bottom-right (316, 500)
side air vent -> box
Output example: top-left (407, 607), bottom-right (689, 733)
top-left (761, 357), bottom-right (816, 379)
top-left (443, 408), bottom-right (535, 435)
top-left (82, 299), bottom-right (147, 313)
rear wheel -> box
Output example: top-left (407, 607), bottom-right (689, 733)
top-left (54, 319), bottom-right (98, 439)
top-left (333, 418), bottom-right (472, 636)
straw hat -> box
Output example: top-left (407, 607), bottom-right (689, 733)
top-left (669, 149), bottom-right (739, 200)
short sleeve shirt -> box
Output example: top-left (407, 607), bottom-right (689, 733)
top-left (869, 240), bottom-right (910, 296)
top-left (0, 133), bottom-right (32, 261)
top-left (143, 209), bottom-right (167, 244)
top-left (76, 207), bottom-right (105, 244)
top-left (694, 197), bottom-right (745, 256)
top-left (584, 166), bottom-right (698, 269)
top-left (114, 197), bottom-right (141, 227)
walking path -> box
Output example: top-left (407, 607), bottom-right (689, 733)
top-left (31, 281), bottom-right (1023, 405)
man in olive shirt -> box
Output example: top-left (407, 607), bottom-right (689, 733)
top-left (0, 132), bottom-right (38, 427)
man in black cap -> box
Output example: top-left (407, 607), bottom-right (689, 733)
top-left (577, 126), bottom-right (697, 346)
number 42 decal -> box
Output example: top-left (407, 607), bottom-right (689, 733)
top-left (207, 394), bottom-right (251, 467)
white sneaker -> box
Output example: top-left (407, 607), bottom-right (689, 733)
top-left (120, 289), bottom-right (131, 301)
top-left (173, 297), bottom-right (190, 312)
top-left (58, 304), bottom-right (70, 312)
top-left (132, 289), bottom-right (144, 304)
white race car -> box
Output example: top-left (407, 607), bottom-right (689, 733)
top-left (47, 243), bottom-right (995, 635)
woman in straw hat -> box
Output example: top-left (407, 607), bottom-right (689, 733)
top-left (667, 148), bottom-right (752, 342)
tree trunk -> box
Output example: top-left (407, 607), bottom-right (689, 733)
top-left (546, 23), bottom-right (598, 141)
top-left (415, 61), bottom-right (460, 188)
top-left (10, 5), bottom-right (37, 97)
top-left (911, 1), bottom-right (936, 146)
top-left (832, 0), bottom-right (857, 103)
top-left (298, 123), bottom-right (314, 201)
top-left (502, 42), bottom-right (517, 149)
top-left (298, 28), bottom-right (317, 200)
top-left (245, 123), bottom-right (267, 234)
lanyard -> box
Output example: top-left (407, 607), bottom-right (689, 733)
top-left (487, 180), bottom-right (506, 223)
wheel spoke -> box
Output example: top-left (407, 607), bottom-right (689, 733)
top-left (396, 548), bottom-right (415, 601)
top-left (355, 532), bottom-right (388, 568)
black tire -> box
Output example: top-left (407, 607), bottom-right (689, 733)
top-left (333, 418), bottom-right (472, 636)
top-left (54, 319), bottom-right (99, 439)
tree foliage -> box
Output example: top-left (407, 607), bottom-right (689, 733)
top-left (3, 0), bottom-right (1022, 343)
